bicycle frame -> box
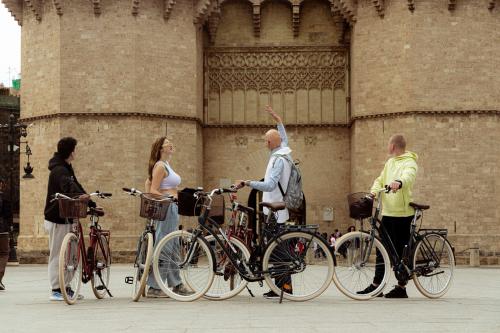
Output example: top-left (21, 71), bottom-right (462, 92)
top-left (181, 196), bottom-right (318, 283)
top-left (71, 214), bottom-right (111, 284)
top-left (362, 190), bottom-right (448, 277)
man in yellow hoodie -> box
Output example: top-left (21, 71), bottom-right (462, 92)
top-left (358, 134), bottom-right (418, 298)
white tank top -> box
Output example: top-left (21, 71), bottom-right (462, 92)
top-left (158, 162), bottom-right (181, 190)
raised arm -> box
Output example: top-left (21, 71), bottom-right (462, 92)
top-left (265, 105), bottom-right (288, 147)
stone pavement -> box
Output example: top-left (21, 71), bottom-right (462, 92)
top-left (0, 265), bottom-right (499, 333)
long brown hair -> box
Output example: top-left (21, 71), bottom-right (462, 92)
top-left (148, 137), bottom-right (169, 181)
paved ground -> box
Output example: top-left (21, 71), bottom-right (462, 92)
top-left (0, 265), bottom-right (499, 333)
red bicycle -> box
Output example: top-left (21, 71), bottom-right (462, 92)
top-left (55, 191), bottom-right (112, 305)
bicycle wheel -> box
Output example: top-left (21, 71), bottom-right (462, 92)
top-left (203, 235), bottom-right (250, 300)
top-left (412, 233), bottom-right (455, 298)
top-left (58, 232), bottom-right (83, 305)
top-left (91, 233), bottom-right (111, 299)
top-left (332, 231), bottom-right (390, 300)
top-left (152, 230), bottom-right (215, 301)
top-left (262, 231), bottom-right (334, 301)
top-left (131, 232), bottom-right (153, 301)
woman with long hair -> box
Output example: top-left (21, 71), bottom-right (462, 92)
top-left (145, 137), bottom-right (192, 297)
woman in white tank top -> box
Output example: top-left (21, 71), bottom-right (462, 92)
top-left (144, 137), bottom-right (192, 297)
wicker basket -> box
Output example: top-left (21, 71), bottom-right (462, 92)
top-left (140, 194), bottom-right (171, 220)
top-left (347, 192), bottom-right (373, 219)
top-left (58, 195), bottom-right (89, 219)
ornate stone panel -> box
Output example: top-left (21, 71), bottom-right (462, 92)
top-left (205, 46), bottom-right (348, 125)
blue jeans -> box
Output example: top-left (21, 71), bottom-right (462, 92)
top-left (147, 203), bottom-right (182, 289)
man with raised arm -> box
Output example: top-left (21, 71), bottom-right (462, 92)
top-left (358, 134), bottom-right (418, 298)
top-left (237, 105), bottom-right (293, 299)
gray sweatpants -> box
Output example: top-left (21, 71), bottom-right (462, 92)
top-left (147, 203), bottom-right (182, 289)
top-left (44, 220), bottom-right (72, 291)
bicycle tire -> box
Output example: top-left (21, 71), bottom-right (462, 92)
top-left (203, 235), bottom-right (250, 301)
top-left (91, 233), bottom-right (112, 299)
top-left (412, 233), bottom-right (455, 298)
top-left (332, 231), bottom-right (390, 300)
top-left (262, 231), bottom-right (334, 301)
top-left (152, 230), bottom-right (215, 302)
top-left (132, 232), bottom-right (153, 302)
top-left (58, 232), bottom-right (83, 305)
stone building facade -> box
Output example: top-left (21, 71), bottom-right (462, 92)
top-left (2, 0), bottom-right (499, 264)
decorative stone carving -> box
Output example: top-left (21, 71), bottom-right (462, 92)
top-left (488, 0), bottom-right (496, 10)
top-left (206, 46), bottom-right (348, 125)
top-left (3, 0), bottom-right (23, 25)
top-left (408, 0), bottom-right (415, 12)
top-left (332, 0), bottom-right (356, 25)
top-left (52, 0), bottom-right (63, 16)
top-left (164, 0), bottom-right (176, 20)
top-left (207, 47), bottom-right (347, 92)
top-left (25, 0), bottom-right (42, 21)
top-left (304, 135), bottom-right (317, 146)
top-left (235, 136), bottom-right (248, 146)
top-left (132, 0), bottom-right (140, 16)
top-left (207, 6), bottom-right (221, 44)
top-left (448, 0), bottom-right (456, 11)
top-left (194, 0), bottom-right (213, 24)
top-left (92, 0), bottom-right (101, 15)
top-left (372, 0), bottom-right (384, 17)
top-left (253, 3), bottom-right (261, 37)
top-left (290, 0), bottom-right (303, 37)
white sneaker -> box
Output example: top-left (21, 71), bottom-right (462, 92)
top-left (49, 291), bottom-right (64, 301)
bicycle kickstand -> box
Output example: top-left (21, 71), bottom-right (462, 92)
top-left (246, 285), bottom-right (255, 297)
top-left (98, 271), bottom-right (113, 297)
top-left (279, 288), bottom-right (284, 304)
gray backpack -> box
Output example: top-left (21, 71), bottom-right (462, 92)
top-left (274, 155), bottom-right (304, 212)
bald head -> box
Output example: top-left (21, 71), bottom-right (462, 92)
top-left (265, 129), bottom-right (282, 150)
top-left (388, 134), bottom-right (406, 155)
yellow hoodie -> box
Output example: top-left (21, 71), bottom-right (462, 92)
top-left (370, 151), bottom-right (418, 217)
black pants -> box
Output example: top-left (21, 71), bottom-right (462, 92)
top-left (264, 214), bottom-right (292, 292)
top-left (374, 215), bottom-right (413, 286)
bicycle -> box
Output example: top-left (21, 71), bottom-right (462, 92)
top-left (152, 187), bottom-right (334, 302)
top-left (332, 186), bottom-right (455, 300)
top-left (122, 187), bottom-right (173, 301)
top-left (55, 191), bottom-right (113, 305)
top-left (204, 190), bottom-right (254, 300)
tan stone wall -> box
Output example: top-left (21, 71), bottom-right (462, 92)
top-left (18, 0), bottom-right (204, 259)
top-left (351, 0), bottom-right (500, 117)
top-left (203, 127), bottom-right (351, 235)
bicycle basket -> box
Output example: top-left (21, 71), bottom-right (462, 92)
top-left (178, 188), bottom-right (201, 216)
top-left (140, 194), bottom-right (171, 220)
top-left (208, 194), bottom-right (225, 225)
top-left (58, 195), bottom-right (89, 219)
top-left (347, 192), bottom-right (373, 219)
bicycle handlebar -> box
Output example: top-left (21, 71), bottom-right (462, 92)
top-left (122, 187), bottom-right (143, 196)
top-left (52, 191), bottom-right (112, 202)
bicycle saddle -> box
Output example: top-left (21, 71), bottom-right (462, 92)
top-left (259, 202), bottom-right (286, 211)
top-left (409, 202), bottom-right (430, 210)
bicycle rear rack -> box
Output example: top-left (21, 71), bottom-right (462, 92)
top-left (418, 228), bottom-right (448, 237)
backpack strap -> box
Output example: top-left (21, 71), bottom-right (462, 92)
top-left (272, 154), bottom-right (292, 197)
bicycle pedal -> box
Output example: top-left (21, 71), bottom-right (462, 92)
top-left (124, 276), bottom-right (134, 284)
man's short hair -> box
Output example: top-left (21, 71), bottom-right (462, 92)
top-left (390, 134), bottom-right (406, 150)
top-left (57, 137), bottom-right (78, 159)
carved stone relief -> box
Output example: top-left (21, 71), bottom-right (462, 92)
top-left (206, 46), bottom-right (348, 125)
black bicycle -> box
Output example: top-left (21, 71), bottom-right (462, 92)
top-left (151, 187), bottom-right (335, 302)
top-left (332, 187), bottom-right (455, 300)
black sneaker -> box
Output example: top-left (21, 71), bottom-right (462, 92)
top-left (0, 281), bottom-right (4, 291)
top-left (263, 290), bottom-right (279, 299)
top-left (357, 284), bottom-right (384, 297)
top-left (384, 286), bottom-right (408, 298)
